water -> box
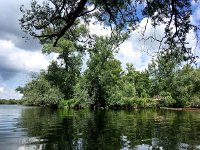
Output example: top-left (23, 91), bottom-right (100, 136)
top-left (0, 105), bottom-right (200, 150)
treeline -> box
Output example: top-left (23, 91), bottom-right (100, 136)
top-left (0, 99), bottom-right (23, 105)
top-left (16, 0), bottom-right (200, 109)
top-left (16, 32), bottom-right (200, 109)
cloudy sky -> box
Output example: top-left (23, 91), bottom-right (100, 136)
top-left (0, 0), bottom-right (200, 99)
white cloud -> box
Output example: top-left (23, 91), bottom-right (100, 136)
top-left (0, 85), bottom-right (22, 100)
top-left (89, 19), bottom-right (111, 36)
top-left (0, 40), bottom-right (55, 73)
top-left (116, 41), bottom-right (151, 71)
top-left (88, 18), bottom-right (157, 71)
top-left (116, 18), bottom-right (165, 71)
top-left (0, 0), bottom-right (42, 50)
top-left (116, 41), bottom-right (145, 70)
top-left (0, 87), bottom-right (4, 93)
top-left (116, 16), bottom-right (200, 71)
top-left (0, 39), bottom-right (57, 99)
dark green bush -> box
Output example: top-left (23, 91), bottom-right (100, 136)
top-left (190, 96), bottom-right (200, 108)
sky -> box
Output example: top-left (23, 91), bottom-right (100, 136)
top-left (0, 0), bottom-right (200, 99)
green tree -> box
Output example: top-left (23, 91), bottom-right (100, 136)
top-left (84, 36), bottom-right (123, 108)
top-left (42, 29), bottom-right (85, 99)
top-left (148, 47), bottom-right (184, 97)
top-left (16, 71), bottom-right (64, 107)
top-left (148, 45), bottom-right (200, 107)
top-left (123, 63), bottom-right (150, 98)
top-left (172, 65), bottom-right (200, 107)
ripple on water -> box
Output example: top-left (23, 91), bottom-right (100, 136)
top-left (1, 106), bottom-right (200, 150)
top-left (0, 105), bottom-right (27, 150)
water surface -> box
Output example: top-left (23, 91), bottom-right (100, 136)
top-left (0, 105), bottom-right (200, 150)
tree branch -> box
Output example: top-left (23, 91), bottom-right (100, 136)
top-left (53, 0), bottom-right (88, 46)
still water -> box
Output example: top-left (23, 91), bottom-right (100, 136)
top-left (0, 105), bottom-right (200, 150)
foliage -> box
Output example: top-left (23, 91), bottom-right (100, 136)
top-left (148, 48), bottom-right (200, 108)
top-left (42, 33), bottom-right (84, 99)
top-left (148, 47), bottom-right (183, 96)
top-left (18, 40), bottom-right (200, 109)
top-left (19, 0), bottom-right (199, 62)
top-left (84, 36), bottom-right (123, 108)
top-left (17, 72), bottom-right (64, 108)
top-left (17, 0), bottom-right (200, 109)
top-left (73, 76), bottom-right (91, 108)
top-left (172, 66), bottom-right (200, 107)
top-left (158, 91), bottom-right (176, 107)
top-left (17, 29), bottom-right (200, 109)
top-left (0, 99), bottom-right (23, 105)
top-left (190, 95), bottom-right (200, 108)
top-left (108, 97), bottom-right (157, 109)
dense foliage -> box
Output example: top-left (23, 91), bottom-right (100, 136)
top-left (16, 72), bottom-right (64, 108)
top-left (17, 34), bottom-right (200, 109)
top-left (17, 0), bottom-right (200, 109)
top-left (147, 46), bottom-right (200, 107)
top-left (0, 99), bottom-right (23, 105)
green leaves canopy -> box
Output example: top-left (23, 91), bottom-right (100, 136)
top-left (20, 0), bottom-right (199, 59)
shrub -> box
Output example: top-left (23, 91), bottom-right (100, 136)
top-left (190, 96), bottom-right (200, 108)
top-left (19, 77), bottom-right (64, 108)
top-left (158, 91), bottom-right (176, 107)
top-left (111, 97), bottom-right (157, 109)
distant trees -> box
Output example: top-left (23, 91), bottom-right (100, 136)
top-left (0, 99), bottom-right (23, 105)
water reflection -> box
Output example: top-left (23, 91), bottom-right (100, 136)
top-left (0, 105), bottom-right (200, 150)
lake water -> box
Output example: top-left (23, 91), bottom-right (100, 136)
top-left (0, 105), bottom-right (200, 150)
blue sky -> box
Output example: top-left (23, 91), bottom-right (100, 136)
top-left (0, 0), bottom-right (199, 99)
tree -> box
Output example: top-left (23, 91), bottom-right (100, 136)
top-left (122, 63), bottom-right (150, 98)
top-left (42, 25), bottom-right (86, 99)
top-left (43, 42), bottom-right (83, 100)
top-left (20, 0), bottom-right (199, 59)
top-left (84, 36), bottom-right (123, 108)
top-left (172, 65), bottom-right (200, 107)
top-left (148, 46), bottom-right (184, 97)
top-left (45, 59), bottom-right (81, 100)
top-left (16, 71), bottom-right (64, 107)
top-left (148, 44), bottom-right (200, 107)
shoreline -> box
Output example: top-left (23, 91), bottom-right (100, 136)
top-left (161, 107), bottom-right (200, 111)
top-left (1, 103), bottom-right (200, 111)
